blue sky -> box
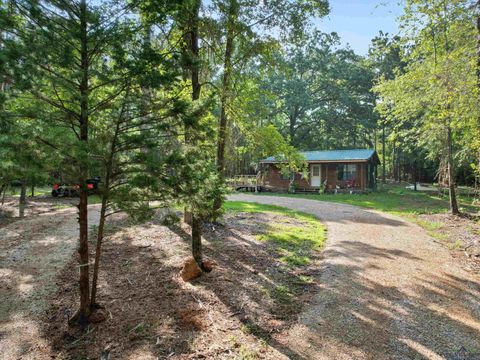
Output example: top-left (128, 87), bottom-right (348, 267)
top-left (316, 1), bottom-right (404, 55)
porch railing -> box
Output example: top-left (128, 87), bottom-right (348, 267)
top-left (226, 174), bottom-right (261, 190)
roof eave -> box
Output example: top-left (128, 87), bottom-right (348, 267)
top-left (260, 149), bottom-right (379, 164)
top-left (261, 159), bottom-right (371, 164)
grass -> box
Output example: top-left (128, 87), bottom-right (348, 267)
top-left (9, 186), bottom-right (52, 197)
top-left (253, 184), bottom-right (479, 216)
top-left (52, 203), bottom-right (73, 210)
top-left (7, 186), bottom-right (103, 204)
top-left (449, 239), bottom-right (464, 250)
top-left (88, 194), bottom-right (102, 204)
top-left (240, 184), bottom-right (479, 251)
top-left (224, 201), bottom-right (326, 267)
top-left (409, 218), bottom-right (443, 232)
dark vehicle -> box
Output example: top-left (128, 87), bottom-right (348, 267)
top-left (51, 183), bottom-right (76, 197)
top-left (51, 177), bottom-right (101, 197)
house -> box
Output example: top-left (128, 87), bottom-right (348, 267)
top-left (259, 149), bottom-right (380, 192)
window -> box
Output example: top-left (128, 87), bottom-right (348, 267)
top-left (312, 165), bottom-right (320, 177)
top-left (280, 171), bottom-right (291, 180)
top-left (337, 164), bottom-right (357, 181)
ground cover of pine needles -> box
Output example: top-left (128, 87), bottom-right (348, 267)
top-left (33, 201), bottom-right (326, 359)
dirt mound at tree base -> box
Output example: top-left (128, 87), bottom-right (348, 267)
top-left (179, 257), bottom-right (217, 281)
top-left (179, 257), bottom-right (202, 281)
top-left (89, 306), bottom-right (108, 324)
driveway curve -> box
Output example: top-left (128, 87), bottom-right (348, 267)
top-left (229, 194), bottom-right (480, 360)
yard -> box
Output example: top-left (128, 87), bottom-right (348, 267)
top-left (258, 183), bottom-right (479, 215)
top-left (0, 197), bottom-right (326, 359)
top-left (1, 186), bottom-right (480, 359)
top-left (254, 183), bottom-right (480, 271)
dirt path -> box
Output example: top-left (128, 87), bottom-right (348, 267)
top-left (0, 204), bottom-right (100, 359)
top-left (229, 194), bottom-right (480, 360)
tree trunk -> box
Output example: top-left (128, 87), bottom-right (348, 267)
top-left (182, 0), bottom-right (205, 268)
top-left (382, 123), bottom-right (386, 184)
top-left (70, 0), bottom-right (90, 325)
top-left (183, 0), bottom-right (201, 226)
top-left (476, 1), bottom-right (480, 197)
top-left (90, 193), bottom-right (107, 307)
top-left (397, 149), bottom-right (402, 182)
top-left (1, 184), bottom-right (6, 205)
top-left (30, 183), bottom-right (35, 197)
top-left (438, 1), bottom-right (458, 214)
top-left (392, 140), bottom-right (396, 182)
top-left (76, 188), bottom-right (90, 323)
top-left (447, 126), bottom-right (459, 215)
top-left (413, 161), bottom-right (417, 191)
top-left (190, 5), bottom-right (201, 103)
top-left (90, 118), bottom-right (120, 307)
top-left (213, 0), bottom-right (237, 215)
top-left (19, 179), bottom-right (26, 218)
top-left (191, 216), bottom-right (204, 270)
top-left (289, 116), bottom-right (296, 146)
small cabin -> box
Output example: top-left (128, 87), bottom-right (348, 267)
top-left (259, 149), bottom-right (380, 192)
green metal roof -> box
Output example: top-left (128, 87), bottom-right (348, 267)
top-left (261, 149), bottom-right (377, 163)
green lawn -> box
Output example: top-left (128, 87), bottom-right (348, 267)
top-left (224, 201), bottom-right (326, 267)
top-left (8, 186), bottom-right (52, 197)
top-left (252, 184), bottom-right (479, 216)
top-left (88, 194), bottom-right (102, 204)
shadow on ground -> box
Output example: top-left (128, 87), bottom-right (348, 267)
top-left (2, 205), bottom-right (479, 359)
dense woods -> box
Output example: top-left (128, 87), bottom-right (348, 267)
top-left (1, 0), bottom-right (479, 332)
top-left (375, 0), bottom-right (479, 214)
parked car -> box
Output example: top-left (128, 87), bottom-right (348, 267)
top-left (51, 177), bottom-right (101, 197)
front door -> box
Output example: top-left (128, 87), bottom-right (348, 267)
top-left (311, 164), bottom-right (321, 187)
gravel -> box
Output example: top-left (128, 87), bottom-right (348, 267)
top-left (229, 194), bottom-right (480, 360)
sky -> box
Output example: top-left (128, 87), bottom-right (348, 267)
top-left (316, 1), bottom-right (404, 55)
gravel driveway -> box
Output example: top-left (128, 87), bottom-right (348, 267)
top-left (229, 194), bottom-right (480, 360)
top-left (0, 204), bottom-right (100, 359)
